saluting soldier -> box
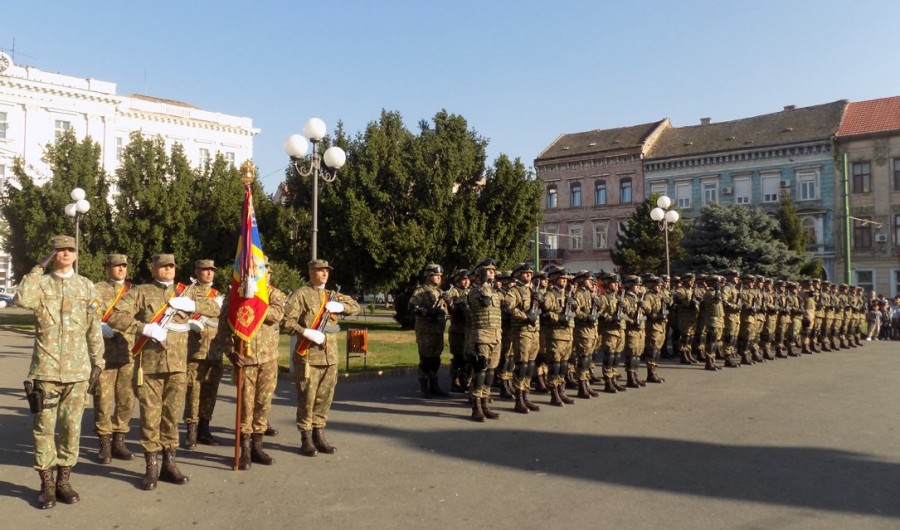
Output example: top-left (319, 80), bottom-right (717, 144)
top-left (408, 263), bottom-right (450, 398)
top-left (108, 253), bottom-right (220, 491)
top-left (17, 235), bottom-right (105, 509)
top-left (93, 254), bottom-right (136, 464)
top-left (183, 259), bottom-right (225, 448)
top-left (216, 263), bottom-right (286, 470)
top-left (282, 259), bottom-right (360, 456)
top-left (503, 262), bottom-right (542, 413)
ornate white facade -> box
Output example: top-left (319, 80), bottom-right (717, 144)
top-left (0, 52), bottom-right (259, 289)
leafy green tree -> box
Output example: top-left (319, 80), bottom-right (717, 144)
top-left (678, 202), bottom-right (804, 278)
top-left (611, 193), bottom-right (684, 275)
top-left (776, 191), bottom-right (824, 278)
top-left (1, 130), bottom-right (112, 281)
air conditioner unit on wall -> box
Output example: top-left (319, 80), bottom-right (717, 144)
top-left (780, 180), bottom-right (791, 188)
top-left (721, 187), bottom-right (732, 194)
top-left (875, 234), bottom-right (888, 243)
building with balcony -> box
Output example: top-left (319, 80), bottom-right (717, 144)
top-left (534, 119), bottom-right (670, 272)
top-left (0, 51), bottom-right (258, 289)
top-left (834, 95), bottom-right (900, 296)
top-left (643, 101), bottom-right (846, 280)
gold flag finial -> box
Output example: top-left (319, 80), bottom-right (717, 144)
top-left (240, 160), bottom-right (255, 185)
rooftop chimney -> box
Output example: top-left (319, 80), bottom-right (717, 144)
top-left (700, 117), bottom-right (711, 125)
top-left (783, 105), bottom-right (796, 111)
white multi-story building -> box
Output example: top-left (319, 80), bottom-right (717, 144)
top-left (0, 51), bottom-right (259, 289)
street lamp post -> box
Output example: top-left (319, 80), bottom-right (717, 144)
top-left (650, 195), bottom-right (679, 278)
top-left (64, 187), bottom-right (90, 273)
top-left (284, 118), bottom-right (347, 261)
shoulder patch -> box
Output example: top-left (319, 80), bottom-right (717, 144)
top-left (89, 298), bottom-right (103, 313)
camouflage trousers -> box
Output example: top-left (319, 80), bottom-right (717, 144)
top-left (295, 361), bottom-right (337, 431)
top-left (183, 359), bottom-right (223, 424)
top-left (512, 329), bottom-right (539, 390)
top-left (416, 332), bottom-right (444, 379)
top-left (33, 380), bottom-right (88, 470)
top-left (468, 341), bottom-right (501, 399)
top-left (239, 359), bottom-right (278, 434)
top-left (138, 372), bottom-right (186, 453)
top-left (573, 331), bottom-right (598, 382)
top-left (545, 338), bottom-right (573, 387)
top-left (93, 361), bottom-right (136, 435)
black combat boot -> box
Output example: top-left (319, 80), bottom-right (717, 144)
top-left (626, 370), bottom-right (642, 388)
top-left (724, 355), bottom-right (740, 368)
top-left (535, 373), bottom-right (550, 393)
top-left (418, 378), bottom-right (433, 399)
top-left (197, 418), bottom-right (219, 446)
top-left (238, 433), bottom-right (251, 471)
top-left (602, 370), bottom-right (618, 394)
top-left (251, 433), bottom-right (274, 465)
top-left (112, 432), bottom-right (134, 460)
top-left (481, 397), bottom-right (501, 419)
top-left (470, 396), bottom-right (486, 422)
top-left (97, 434), bottom-right (112, 464)
top-left (585, 379), bottom-right (600, 396)
top-left (428, 377), bottom-right (449, 398)
top-left (312, 428), bottom-right (337, 454)
top-left (142, 452), bottom-right (159, 490)
top-left (37, 469), bottom-right (55, 509)
top-left (549, 381), bottom-right (564, 406)
top-left (522, 389), bottom-right (541, 411)
top-left (264, 423), bottom-right (279, 437)
top-left (576, 380), bottom-right (592, 399)
top-left (704, 354), bottom-right (719, 372)
top-left (558, 384), bottom-right (575, 404)
top-left (183, 422), bottom-right (198, 450)
top-left (646, 363), bottom-right (665, 382)
top-left (299, 431), bottom-right (318, 456)
top-left (159, 447), bottom-right (189, 485)
top-left (55, 466), bottom-right (80, 504)
top-left (513, 389), bottom-right (529, 414)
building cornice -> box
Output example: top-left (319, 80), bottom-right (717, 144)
top-left (645, 140), bottom-right (832, 174)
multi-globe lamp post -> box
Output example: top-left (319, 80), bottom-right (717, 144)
top-left (284, 118), bottom-right (347, 261)
top-left (649, 195), bottom-right (679, 278)
top-left (64, 187), bottom-right (90, 273)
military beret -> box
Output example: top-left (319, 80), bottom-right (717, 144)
top-left (106, 254), bottom-right (128, 266)
top-left (308, 259), bottom-right (333, 270)
top-left (152, 253), bottom-right (176, 267)
top-left (51, 235), bottom-right (76, 250)
top-left (195, 259), bottom-right (215, 269)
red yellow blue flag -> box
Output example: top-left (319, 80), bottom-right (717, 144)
top-left (226, 183), bottom-right (269, 341)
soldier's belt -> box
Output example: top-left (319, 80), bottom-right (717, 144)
top-left (323, 324), bottom-right (341, 334)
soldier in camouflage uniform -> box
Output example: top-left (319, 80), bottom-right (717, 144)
top-left (673, 273), bottom-right (700, 365)
top-left (503, 262), bottom-right (542, 413)
top-left (465, 259), bottom-right (504, 421)
top-left (409, 263), bottom-right (450, 398)
top-left (720, 270), bottom-right (742, 368)
top-left (447, 270), bottom-right (471, 393)
top-left (17, 235), bottom-right (105, 509)
top-left (798, 279), bottom-right (818, 354)
top-left (571, 270), bottom-right (600, 398)
top-left (620, 276), bottom-right (651, 387)
top-left (642, 275), bottom-right (668, 382)
top-left (533, 270), bottom-right (552, 393)
top-left (736, 274), bottom-right (760, 365)
top-left (541, 267), bottom-right (577, 405)
top-left (93, 254), bottom-right (136, 464)
top-left (183, 260), bottom-right (225, 448)
top-left (773, 280), bottom-right (791, 358)
top-left (596, 273), bottom-right (627, 393)
top-left (786, 281), bottom-right (804, 356)
top-left (495, 270), bottom-right (518, 399)
top-left (282, 259), bottom-right (360, 456)
top-left (216, 270), bottom-right (286, 470)
top-left (109, 253), bottom-right (220, 490)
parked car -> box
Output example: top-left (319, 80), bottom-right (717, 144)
top-left (0, 293), bottom-right (14, 308)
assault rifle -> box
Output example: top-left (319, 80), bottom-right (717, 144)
top-left (636, 291), bottom-right (647, 327)
top-left (527, 287), bottom-right (543, 325)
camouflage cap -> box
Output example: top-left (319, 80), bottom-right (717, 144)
top-left (152, 253), bottom-right (176, 267)
top-left (195, 259), bottom-right (216, 269)
top-left (51, 235), bottom-right (76, 250)
top-left (308, 259), bottom-right (333, 270)
top-left (106, 253), bottom-right (128, 266)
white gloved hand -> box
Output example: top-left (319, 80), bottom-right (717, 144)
top-left (214, 294), bottom-right (225, 309)
top-left (101, 323), bottom-right (114, 339)
top-left (302, 328), bottom-right (325, 345)
top-left (141, 322), bottom-right (168, 342)
top-left (188, 319), bottom-right (204, 333)
top-left (168, 296), bottom-right (196, 313)
top-left (325, 301), bottom-right (345, 314)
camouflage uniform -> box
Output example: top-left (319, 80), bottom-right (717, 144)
top-left (737, 276), bottom-right (760, 364)
top-left (541, 268), bottom-right (576, 405)
top-left (642, 277), bottom-right (668, 382)
top-left (672, 275), bottom-right (700, 364)
top-left (17, 261), bottom-right (105, 471)
top-left (94, 267), bottom-right (137, 462)
top-left (620, 277), bottom-right (651, 387)
top-left (773, 281), bottom-right (792, 358)
top-left (282, 262), bottom-right (360, 444)
top-left (503, 264), bottom-right (541, 413)
top-left (465, 261), bottom-right (503, 420)
top-left (697, 277), bottom-right (725, 371)
top-left (446, 271), bottom-right (471, 392)
top-left (799, 281), bottom-right (818, 353)
top-left (184, 279), bottom-right (224, 445)
top-left (571, 272), bottom-right (600, 398)
top-left (596, 275), bottom-right (626, 393)
top-left (409, 267), bottom-right (448, 397)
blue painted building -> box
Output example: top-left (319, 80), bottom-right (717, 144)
top-left (642, 101), bottom-right (847, 279)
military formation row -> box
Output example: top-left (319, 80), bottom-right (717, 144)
top-left (409, 261), bottom-right (868, 422)
top-left (16, 235), bottom-right (358, 510)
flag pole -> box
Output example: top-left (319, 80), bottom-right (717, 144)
top-left (232, 161), bottom-right (256, 471)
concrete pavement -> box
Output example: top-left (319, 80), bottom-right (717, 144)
top-left (0, 323), bottom-right (898, 529)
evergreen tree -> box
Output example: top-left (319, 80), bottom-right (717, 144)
top-left (678, 202), bottom-right (804, 278)
top-left (776, 191), bottom-right (824, 277)
top-left (611, 193), bottom-right (684, 276)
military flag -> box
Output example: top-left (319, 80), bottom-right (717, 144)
top-left (226, 178), bottom-right (269, 341)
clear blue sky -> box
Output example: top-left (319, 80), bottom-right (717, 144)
top-left (5, 1), bottom-right (900, 193)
